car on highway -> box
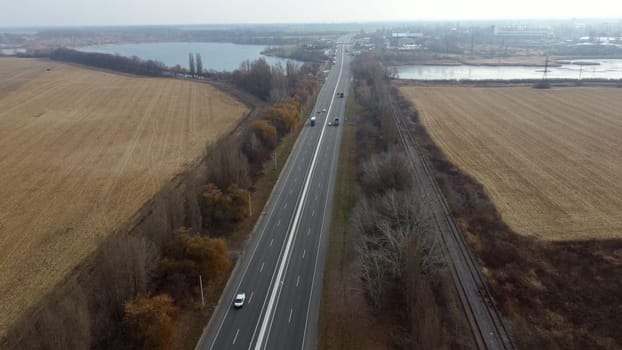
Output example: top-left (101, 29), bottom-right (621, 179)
top-left (322, 108), bottom-right (327, 112)
top-left (233, 292), bottom-right (246, 308)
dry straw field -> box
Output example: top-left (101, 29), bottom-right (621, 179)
top-left (401, 86), bottom-right (622, 241)
top-left (0, 58), bottom-right (247, 336)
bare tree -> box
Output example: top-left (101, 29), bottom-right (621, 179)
top-left (269, 63), bottom-right (289, 103)
top-left (206, 138), bottom-right (250, 190)
top-left (355, 187), bottom-right (443, 310)
top-left (188, 53), bottom-right (196, 77)
top-left (360, 151), bottom-right (412, 196)
top-left (195, 53), bottom-right (203, 77)
top-left (90, 236), bottom-right (159, 340)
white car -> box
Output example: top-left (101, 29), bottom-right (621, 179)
top-left (234, 292), bottom-right (246, 308)
top-left (322, 108), bottom-right (327, 112)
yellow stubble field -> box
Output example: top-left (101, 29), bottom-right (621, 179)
top-left (0, 58), bottom-right (248, 335)
top-left (400, 85), bottom-right (622, 241)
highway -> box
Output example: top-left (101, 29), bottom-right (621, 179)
top-left (196, 36), bottom-right (352, 350)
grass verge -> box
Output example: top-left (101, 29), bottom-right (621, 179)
top-left (318, 94), bottom-right (391, 349)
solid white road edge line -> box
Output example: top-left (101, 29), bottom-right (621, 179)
top-left (253, 43), bottom-right (346, 350)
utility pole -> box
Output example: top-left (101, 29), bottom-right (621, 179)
top-left (248, 192), bottom-right (252, 217)
top-left (199, 275), bottom-right (205, 307)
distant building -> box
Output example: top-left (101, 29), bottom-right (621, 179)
top-left (389, 32), bottom-right (424, 47)
top-left (493, 25), bottom-right (552, 39)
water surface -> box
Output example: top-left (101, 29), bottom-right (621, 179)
top-left (77, 42), bottom-right (298, 71)
top-left (394, 59), bottom-right (622, 80)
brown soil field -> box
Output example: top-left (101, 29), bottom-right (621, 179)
top-left (400, 86), bottom-right (622, 241)
top-left (0, 58), bottom-right (248, 337)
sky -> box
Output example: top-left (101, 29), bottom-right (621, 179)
top-left (1, 0), bottom-right (621, 27)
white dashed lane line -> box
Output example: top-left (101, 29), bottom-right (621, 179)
top-left (233, 329), bottom-right (240, 344)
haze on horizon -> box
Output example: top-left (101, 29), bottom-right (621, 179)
top-left (1, 0), bottom-right (621, 27)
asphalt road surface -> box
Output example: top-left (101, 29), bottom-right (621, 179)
top-left (196, 36), bottom-right (352, 350)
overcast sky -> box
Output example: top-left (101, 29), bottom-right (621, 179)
top-left (1, 0), bottom-right (621, 27)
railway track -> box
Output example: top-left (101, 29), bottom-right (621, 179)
top-left (387, 89), bottom-right (515, 350)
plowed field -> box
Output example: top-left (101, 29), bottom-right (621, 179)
top-left (0, 58), bottom-right (248, 335)
top-left (400, 86), bottom-right (622, 241)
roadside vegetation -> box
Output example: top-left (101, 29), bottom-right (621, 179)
top-left (3, 57), bottom-right (320, 350)
top-left (319, 53), bottom-right (470, 349)
top-left (262, 43), bottom-right (330, 63)
top-left (124, 58), bottom-right (320, 350)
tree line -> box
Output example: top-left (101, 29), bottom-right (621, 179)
top-left (346, 53), bottom-right (468, 348)
top-left (49, 49), bottom-right (322, 106)
top-left (119, 55), bottom-right (320, 348)
top-left (50, 48), bottom-right (167, 76)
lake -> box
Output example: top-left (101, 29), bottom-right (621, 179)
top-left (77, 42), bottom-right (298, 72)
top-left (394, 59), bottom-right (622, 80)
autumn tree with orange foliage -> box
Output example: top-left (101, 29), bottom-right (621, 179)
top-left (123, 294), bottom-right (178, 350)
top-left (264, 98), bottom-right (301, 137)
top-left (200, 183), bottom-right (250, 230)
top-left (158, 229), bottom-right (231, 300)
top-left (250, 119), bottom-right (278, 149)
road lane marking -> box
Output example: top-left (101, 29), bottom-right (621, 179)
top-left (253, 42), bottom-right (347, 350)
top-left (296, 275), bottom-right (300, 287)
top-left (205, 70), bottom-right (323, 349)
top-left (311, 210), bottom-right (315, 217)
top-left (302, 249), bottom-right (306, 259)
top-left (249, 292), bottom-right (254, 304)
top-left (315, 195), bottom-right (318, 201)
top-left (307, 228), bottom-right (311, 236)
top-left (269, 239), bottom-right (274, 247)
top-left (283, 202), bottom-right (288, 209)
top-left (233, 329), bottom-right (240, 344)
top-left (260, 262), bottom-right (264, 273)
top-left (277, 220), bottom-right (280, 227)
top-left (301, 61), bottom-right (347, 347)
top-left (288, 308), bottom-right (293, 324)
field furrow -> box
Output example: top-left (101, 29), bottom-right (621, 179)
top-left (400, 85), bottom-right (622, 240)
top-left (0, 58), bottom-right (248, 336)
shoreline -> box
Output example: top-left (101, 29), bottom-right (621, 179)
top-left (384, 56), bottom-right (622, 68)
